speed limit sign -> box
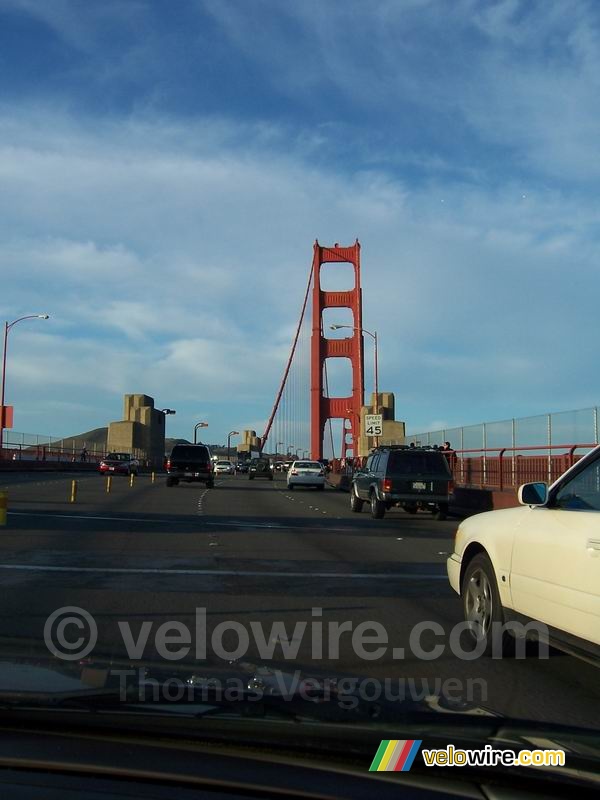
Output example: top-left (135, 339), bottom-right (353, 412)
top-left (364, 414), bottom-right (383, 437)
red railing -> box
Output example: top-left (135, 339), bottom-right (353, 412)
top-left (3, 444), bottom-right (104, 464)
top-left (330, 443), bottom-right (598, 492)
top-left (451, 443), bottom-right (597, 490)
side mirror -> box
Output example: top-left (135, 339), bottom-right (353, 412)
top-left (518, 482), bottom-right (548, 506)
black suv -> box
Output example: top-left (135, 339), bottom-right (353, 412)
top-left (248, 457), bottom-right (273, 480)
top-left (166, 444), bottom-right (214, 488)
top-left (350, 446), bottom-right (453, 520)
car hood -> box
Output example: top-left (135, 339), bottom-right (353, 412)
top-left (0, 653), bottom-right (599, 770)
top-left (460, 505), bottom-right (530, 530)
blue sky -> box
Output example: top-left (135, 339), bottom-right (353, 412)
top-left (1, 0), bottom-right (599, 445)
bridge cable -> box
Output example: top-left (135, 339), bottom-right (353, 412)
top-left (262, 261), bottom-right (314, 450)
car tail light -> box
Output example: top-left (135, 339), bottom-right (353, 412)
top-left (448, 480), bottom-right (455, 493)
top-left (166, 459), bottom-right (171, 470)
top-left (100, 461), bottom-right (106, 468)
top-left (382, 478), bottom-right (392, 492)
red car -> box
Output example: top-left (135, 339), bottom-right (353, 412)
top-left (98, 452), bottom-right (139, 476)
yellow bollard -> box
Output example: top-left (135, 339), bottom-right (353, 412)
top-left (70, 480), bottom-right (77, 503)
top-left (0, 491), bottom-right (7, 526)
top-left (106, 475), bottom-right (112, 493)
top-left (151, 471), bottom-right (156, 484)
top-left (129, 472), bottom-right (135, 488)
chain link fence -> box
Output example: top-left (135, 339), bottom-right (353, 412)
top-left (2, 432), bottom-right (145, 464)
top-left (407, 406), bottom-right (600, 452)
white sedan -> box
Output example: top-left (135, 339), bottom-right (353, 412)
top-left (447, 444), bottom-right (600, 662)
top-left (214, 460), bottom-right (235, 475)
top-left (287, 461), bottom-right (326, 491)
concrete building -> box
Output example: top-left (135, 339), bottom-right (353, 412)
top-left (356, 391), bottom-right (405, 457)
top-left (236, 430), bottom-right (261, 459)
top-left (107, 394), bottom-right (165, 466)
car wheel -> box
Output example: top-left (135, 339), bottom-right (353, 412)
top-left (288, 484), bottom-right (294, 491)
top-left (461, 553), bottom-right (511, 657)
top-left (166, 477), bottom-right (177, 487)
top-left (350, 487), bottom-right (364, 512)
top-left (436, 502), bottom-right (448, 521)
top-left (317, 484), bottom-right (324, 491)
top-left (405, 505), bottom-right (418, 514)
top-left (206, 479), bottom-right (214, 489)
top-left (370, 491), bottom-right (386, 519)
top-left (249, 476), bottom-right (254, 480)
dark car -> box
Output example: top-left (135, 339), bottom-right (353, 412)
top-left (98, 452), bottom-right (139, 476)
top-left (350, 445), bottom-right (453, 520)
top-left (236, 461), bottom-right (250, 473)
top-left (248, 457), bottom-right (273, 480)
top-left (165, 444), bottom-right (213, 487)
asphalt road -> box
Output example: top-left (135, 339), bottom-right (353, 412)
top-left (0, 470), bottom-right (598, 729)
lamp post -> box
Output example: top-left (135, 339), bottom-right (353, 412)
top-left (1, 314), bottom-right (50, 458)
top-left (227, 430), bottom-right (239, 461)
top-left (330, 324), bottom-right (379, 445)
top-left (194, 421), bottom-right (208, 444)
top-left (276, 441), bottom-right (284, 462)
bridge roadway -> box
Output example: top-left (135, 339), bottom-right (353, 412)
top-left (0, 470), bottom-right (598, 729)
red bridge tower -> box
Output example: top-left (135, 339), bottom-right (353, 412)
top-left (310, 240), bottom-right (364, 460)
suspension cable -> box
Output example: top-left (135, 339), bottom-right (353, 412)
top-left (262, 261), bottom-right (314, 449)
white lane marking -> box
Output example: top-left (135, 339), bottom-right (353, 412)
top-left (0, 564), bottom-right (448, 579)
top-left (7, 511), bottom-right (192, 524)
top-left (4, 512), bottom-right (350, 532)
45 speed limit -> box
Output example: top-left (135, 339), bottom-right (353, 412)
top-left (364, 414), bottom-right (383, 437)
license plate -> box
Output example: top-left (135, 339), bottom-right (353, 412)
top-left (109, 467), bottom-right (115, 471)
top-left (184, 472), bottom-right (193, 477)
top-left (412, 481), bottom-right (427, 490)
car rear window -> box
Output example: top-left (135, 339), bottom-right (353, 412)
top-left (295, 462), bottom-right (321, 469)
top-left (170, 446), bottom-right (210, 462)
top-left (387, 452), bottom-right (451, 475)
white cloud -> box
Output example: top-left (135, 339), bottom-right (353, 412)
top-left (1, 87), bottom-right (599, 437)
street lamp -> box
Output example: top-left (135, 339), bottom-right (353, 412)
top-left (276, 441), bottom-right (284, 461)
top-left (227, 430), bottom-right (239, 461)
top-left (161, 408), bottom-right (176, 415)
top-left (330, 324), bottom-right (379, 443)
top-left (194, 421), bottom-right (208, 444)
top-left (1, 314), bottom-right (50, 458)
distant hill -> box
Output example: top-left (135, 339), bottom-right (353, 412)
top-left (51, 428), bottom-right (226, 456)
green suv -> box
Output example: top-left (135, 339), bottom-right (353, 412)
top-left (248, 457), bottom-right (273, 480)
top-left (350, 445), bottom-right (453, 520)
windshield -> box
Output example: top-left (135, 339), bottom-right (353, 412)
top-left (171, 446), bottom-right (209, 460)
top-left (387, 452), bottom-right (452, 475)
top-left (1, 1), bottom-right (599, 783)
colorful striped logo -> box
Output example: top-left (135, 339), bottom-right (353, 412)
top-left (369, 739), bottom-right (422, 772)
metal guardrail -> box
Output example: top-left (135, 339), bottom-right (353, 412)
top-left (448, 443), bottom-right (597, 490)
top-left (329, 443), bottom-right (597, 492)
top-left (1, 435), bottom-right (146, 465)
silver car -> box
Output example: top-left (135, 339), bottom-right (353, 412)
top-left (287, 460), bottom-right (326, 491)
top-left (214, 460), bottom-right (235, 475)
